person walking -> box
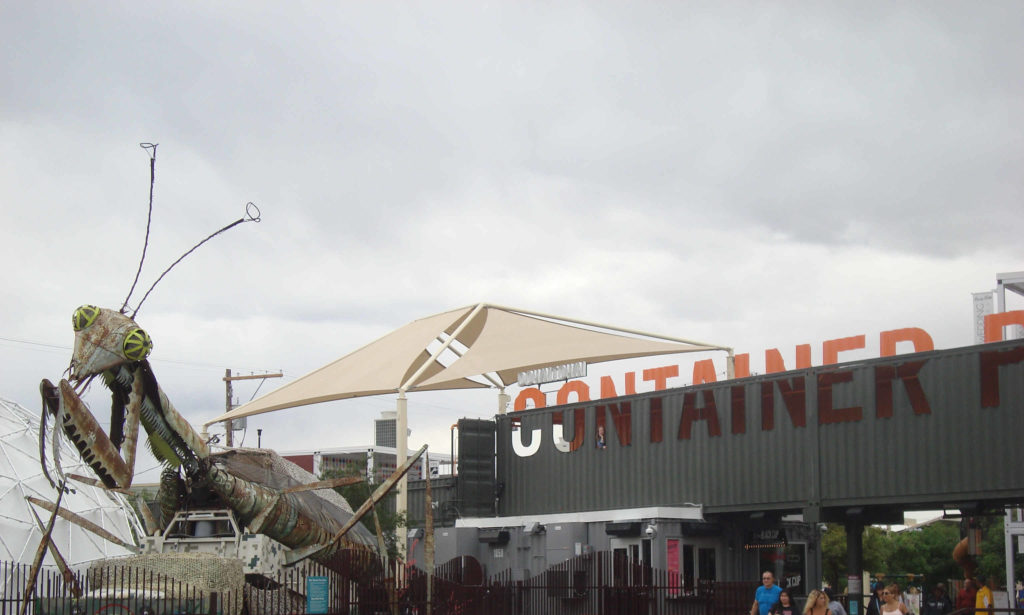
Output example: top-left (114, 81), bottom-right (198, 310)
top-left (920, 583), bottom-right (953, 615)
top-left (770, 589), bottom-right (800, 615)
top-left (866, 582), bottom-right (886, 615)
top-left (825, 587), bottom-right (848, 615)
top-left (956, 579), bottom-right (977, 612)
top-left (881, 583), bottom-right (910, 615)
top-left (975, 576), bottom-right (995, 615)
top-left (752, 571), bottom-right (784, 615)
top-left (804, 589), bottom-right (832, 615)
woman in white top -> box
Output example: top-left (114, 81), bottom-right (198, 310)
top-left (882, 584), bottom-right (909, 615)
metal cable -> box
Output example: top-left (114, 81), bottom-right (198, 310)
top-left (131, 202), bottom-right (260, 319)
top-left (121, 143), bottom-right (158, 315)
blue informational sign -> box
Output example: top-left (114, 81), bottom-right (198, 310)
top-left (306, 576), bottom-right (329, 614)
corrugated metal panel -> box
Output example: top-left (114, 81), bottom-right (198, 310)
top-left (457, 418), bottom-right (496, 517)
top-left (496, 340), bottom-right (1024, 517)
top-left (407, 476), bottom-right (457, 525)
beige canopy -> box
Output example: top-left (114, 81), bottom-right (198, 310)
top-left (209, 303), bottom-right (731, 424)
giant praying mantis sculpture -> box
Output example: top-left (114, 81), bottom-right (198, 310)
top-left (33, 145), bottom-right (422, 567)
top-left (37, 303), bottom-right (406, 559)
top-left (37, 301), bottom-right (432, 567)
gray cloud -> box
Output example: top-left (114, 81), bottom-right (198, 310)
top-left (2, 1), bottom-right (1021, 455)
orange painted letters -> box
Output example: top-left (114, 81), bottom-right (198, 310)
top-left (823, 335), bottom-right (865, 365)
top-left (643, 365), bottom-right (679, 390)
top-left (984, 310), bottom-right (1024, 343)
top-left (880, 328), bottom-right (934, 356)
top-left (600, 372), bottom-right (637, 398)
top-left (556, 380), bottom-right (590, 406)
top-left (691, 359), bottom-right (717, 385)
top-left (733, 353), bottom-right (751, 378)
top-left (514, 388), bottom-right (546, 411)
top-left (765, 345), bottom-right (811, 373)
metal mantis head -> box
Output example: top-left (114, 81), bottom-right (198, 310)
top-left (69, 305), bottom-right (153, 381)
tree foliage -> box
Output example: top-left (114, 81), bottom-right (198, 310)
top-left (888, 521), bottom-right (960, 588)
top-left (320, 461), bottom-right (407, 561)
top-left (976, 516), bottom-right (1024, 585)
top-left (821, 524), bottom-right (893, 588)
top-left (821, 518), bottom-right (1024, 591)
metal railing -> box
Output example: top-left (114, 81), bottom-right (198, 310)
top-left (0, 552), bottom-right (755, 615)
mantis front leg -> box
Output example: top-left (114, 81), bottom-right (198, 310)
top-left (119, 370), bottom-right (145, 486)
top-left (56, 379), bottom-right (134, 488)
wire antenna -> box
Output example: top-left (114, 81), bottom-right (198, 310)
top-left (120, 143), bottom-right (159, 314)
top-left (130, 202), bottom-right (261, 319)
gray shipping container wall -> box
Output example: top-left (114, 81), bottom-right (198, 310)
top-left (495, 340), bottom-right (1024, 518)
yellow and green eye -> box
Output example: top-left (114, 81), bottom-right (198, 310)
top-left (123, 328), bottom-right (153, 361)
top-left (72, 305), bottom-right (101, 332)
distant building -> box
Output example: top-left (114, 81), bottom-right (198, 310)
top-left (375, 411), bottom-right (397, 448)
top-left (281, 445), bottom-right (452, 484)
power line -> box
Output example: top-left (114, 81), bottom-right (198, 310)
top-left (0, 336), bottom-right (67, 351)
top-left (0, 335), bottom-right (280, 375)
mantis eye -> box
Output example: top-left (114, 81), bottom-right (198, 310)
top-left (123, 328), bottom-right (153, 361)
top-left (72, 305), bottom-right (101, 332)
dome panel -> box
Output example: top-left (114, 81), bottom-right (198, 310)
top-left (0, 397), bottom-right (142, 571)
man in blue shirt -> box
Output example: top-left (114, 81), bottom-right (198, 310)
top-left (751, 571), bottom-right (784, 615)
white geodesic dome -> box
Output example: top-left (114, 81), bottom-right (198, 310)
top-left (0, 396), bottom-right (143, 567)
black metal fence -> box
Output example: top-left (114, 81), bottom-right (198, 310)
top-left (1, 552), bottom-right (751, 615)
top-left (2, 558), bottom-right (216, 615)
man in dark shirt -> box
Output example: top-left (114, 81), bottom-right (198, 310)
top-left (921, 583), bottom-right (953, 615)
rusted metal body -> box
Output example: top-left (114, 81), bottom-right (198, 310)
top-left (27, 504), bottom-right (83, 598)
top-left (39, 305), bottom-right (385, 572)
top-left (26, 496), bottom-right (139, 552)
top-left (67, 472), bottom-right (135, 495)
top-left (286, 445), bottom-right (427, 565)
top-left (282, 475), bottom-right (364, 494)
top-left (206, 463), bottom-right (342, 550)
top-left (20, 482), bottom-right (66, 615)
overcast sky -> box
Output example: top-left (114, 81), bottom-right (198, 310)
top-left (2, 2), bottom-right (1022, 483)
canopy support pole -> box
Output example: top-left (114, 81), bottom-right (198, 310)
top-left (393, 302), bottom-right (488, 555)
top-left (396, 390), bottom-right (408, 555)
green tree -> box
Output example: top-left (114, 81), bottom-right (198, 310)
top-left (863, 526), bottom-right (895, 581)
top-left (887, 521), bottom-right (960, 588)
top-left (321, 462), bottom-right (407, 561)
top-left (974, 516), bottom-right (1024, 587)
top-left (977, 517), bottom-right (1004, 583)
top-left (823, 518), bottom-right (1024, 592)
top-left (821, 524), bottom-right (893, 589)
top-left (821, 524), bottom-right (847, 589)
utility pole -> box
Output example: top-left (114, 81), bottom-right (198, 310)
top-left (225, 369), bottom-right (232, 447)
top-left (223, 369), bottom-right (283, 447)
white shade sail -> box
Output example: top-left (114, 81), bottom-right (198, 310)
top-left (210, 303), bottom-right (730, 423)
